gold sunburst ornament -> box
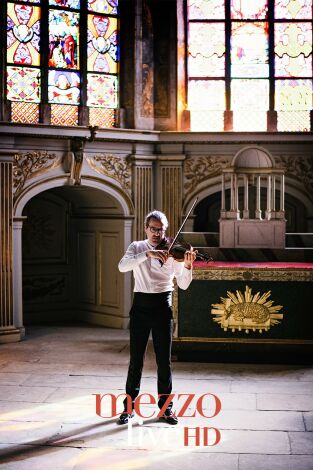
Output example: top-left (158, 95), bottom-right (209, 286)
top-left (211, 286), bottom-right (284, 333)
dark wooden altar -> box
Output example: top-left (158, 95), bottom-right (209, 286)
top-left (172, 261), bottom-right (313, 364)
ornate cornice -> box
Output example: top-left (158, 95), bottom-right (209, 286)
top-left (87, 154), bottom-right (131, 193)
top-left (275, 155), bottom-right (313, 199)
top-left (184, 155), bottom-right (230, 194)
top-left (13, 151), bottom-right (58, 200)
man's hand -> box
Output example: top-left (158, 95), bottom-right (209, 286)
top-left (184, 248), bottom-right (197, 270)
top-left (146, 250), bottom-right (169, 264)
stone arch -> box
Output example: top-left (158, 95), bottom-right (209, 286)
top-left (13, 175), bottom-right (134, 336)
top-left (14, 175), bottom-right (134, 217)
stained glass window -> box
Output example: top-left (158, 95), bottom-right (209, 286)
top-left (49, 10), bottom-right (80, 69)
top-left (88, 0), bottom-right (118, 15)
top-left (275, 0), bottom-right (312, 19)
top-left (87, 73), bottom-right (117, 107)
top-left (232, 79), bottom-right (269, 131)
top-left (231, 22), bottom-right (269, 78)
top-left (48, 70), bottom-right (80, 104)
top-left (276, 79), bottom-right (312, 131)
top-left (7, 66), bottom-right (41, 102)
top-left (86, 3), bottom-right (118, 126)
top-left (275, 23), bottom-right (312, 77)
top-left (4, 0), bottom-right (119, 127)
top-left (231, 0), bottom-right (268, 19)
top-left (188, 23), bottom-right (225, 77)
top-left (49, 0), bottom-right (80, 8)
top-left (7, 2), bottom-right (41, 123)
top-left (187, 0), bottom-right (312, 132)
top-left (189, 80), bottom-right (225, 131)
top-left (7, 3), bottom-right (41, 66)
top-left (87, 15), bottom-right (118, 73)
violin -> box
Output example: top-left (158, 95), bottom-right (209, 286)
top-left (154, 197), bottom-right (213, 264)
top-left (155, 237), bottom-right (213, 263)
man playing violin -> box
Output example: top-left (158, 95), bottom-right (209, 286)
top-left (118, 210), bottom-right (196, 425)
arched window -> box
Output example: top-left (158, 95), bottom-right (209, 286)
top-left (4, 0), bottom-right (119, 127)
top-left (187, 0), bottom-right (312, 132)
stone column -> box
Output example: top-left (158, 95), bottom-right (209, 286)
top-left (234, 173), bottom-right (239, 213)
top-left (272, 174), bottom-right (276, 217)
top-left (156, 155), bottom-right (185, 237)
top-left (230, 174), bottom-right (235, 211)
top-left (0, 153), bottom-right (21, 343)
top-left (130, 155), bottom-right (156, 240)
top-left (255, 175), bottom-right (262, 219)
top-left (121, 219), bottom-right (133, 328)
top-left (220, 173), bottom-right (226, 218)
top-left (243, 174), bottom-right (249, 219)
top-left (280, 174), bottom-right (285, 211)
top-left (276, 173), bottom-right (285, 219)
top-left (265, 174), bottom-right (272, 220)
top-left (13, 217), bottom-right (27, 338)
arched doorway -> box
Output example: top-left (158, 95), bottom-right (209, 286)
top-left (13, 180), bottom-right (134, 335)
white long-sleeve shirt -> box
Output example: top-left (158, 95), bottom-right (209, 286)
top-left (118, 240), bottom-right (193, 293)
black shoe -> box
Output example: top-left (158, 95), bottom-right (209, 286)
top-left (117, 411), bottom-right (134, 425)
top-left (159, 410), bottom-right (178, 425)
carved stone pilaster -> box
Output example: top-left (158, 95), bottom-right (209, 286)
top-left (156, 155), bottom-right (185, 237)
top-left (129, 155), bottom-right (156, 240)
top-left (0, 152), bottom-right (21, 343)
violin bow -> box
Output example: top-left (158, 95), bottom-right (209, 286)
top-left (167, 197), bottom-right (198, 253)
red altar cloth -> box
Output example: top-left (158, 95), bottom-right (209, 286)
top-left (194, 261), bottom-right (313, 269)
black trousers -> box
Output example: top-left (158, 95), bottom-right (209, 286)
top-left (124, 291), bottom-right (173, 412)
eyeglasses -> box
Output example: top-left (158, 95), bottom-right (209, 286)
top-left (148, 226), bottom-right (165, 234)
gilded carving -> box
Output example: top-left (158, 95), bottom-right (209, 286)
top-left (193, 268), bottom-right (313, 282)
top-left (184, 156), bottom-right (230, 194)
top-left (275, 155), bottom-right (313, 199)
top-left (13, 151), bottom-right (58, 198)
top-left (211, 285), bottom-right (283, 333)
top-left (87, 154), bottom-right (131, 192)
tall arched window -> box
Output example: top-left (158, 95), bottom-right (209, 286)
top-left (4, 0), bottom-right (119, 127)
top-left (187, 0), bottom-right (312, 132)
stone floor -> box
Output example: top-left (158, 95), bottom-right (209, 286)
top-left (0, 325), bottom-right (313, 469)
